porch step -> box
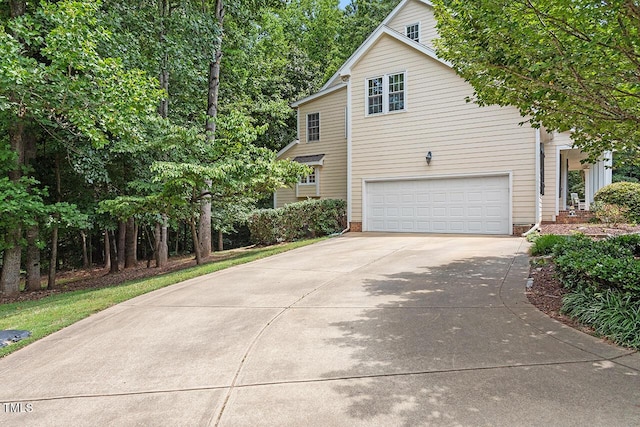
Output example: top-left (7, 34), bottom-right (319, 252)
top-left (546, 210), bottom-right (595, 224)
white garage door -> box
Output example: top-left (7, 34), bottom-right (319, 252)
top-left (365, 176), bottom-right (510, 234)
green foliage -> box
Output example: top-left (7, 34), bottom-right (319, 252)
top-left (591, 201), bottom-right (631, 227)
top-left (553, 234), bottom-right (640, 296)
top-left (529, 234), bottom-right (568, 256)
top-left (562, 288), bottom-right (640, 349)
top-left (433, 0), bottom-right (640, 165)
top-left (0, 0), bottom-right (160, 148)
top-left (248, 199), bottom-right (347, 245)
top-left (549, 233), bottom-right (640, 348)
top-left (593, 182), bottom-right (640, 223)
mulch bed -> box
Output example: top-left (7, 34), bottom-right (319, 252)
top-left (526, 259), bottom-right (595, 335)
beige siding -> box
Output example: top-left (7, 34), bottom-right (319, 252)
top-left (275, 186), bottom-right (298, 208)
top-left (349, 34), bottom-right (537, 226)
top-left (387, 0), bottom-right (438, 49)
top-left (275, 87), bottom-right (348, 208)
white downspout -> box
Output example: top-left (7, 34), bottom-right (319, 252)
top-left (523, 128), bottom-right (542, 236)
top-left (345, 74), bottom-right (353, 228)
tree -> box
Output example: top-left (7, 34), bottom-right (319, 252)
top-left (433, 0), bottom-right (640, 164)
top-left (0, 0), bottom-right (158, 294)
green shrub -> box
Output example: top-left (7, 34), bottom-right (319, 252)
top-left (562, 288), bottom-right (640, 349)
top-left (248, 199), bottom-right (347, 245)
top-left (591, 201), bottom-right (631, 227)
top-left (551, 233), bottom-right (594, 257)
top-left (593, 181), bottom-right (640, 223)
top-left (529, 234), bottom-right (568, 256)
top-left (554, 235), bottom-right (640, 296)
top-left (608, 233), bottom-right (640, 255)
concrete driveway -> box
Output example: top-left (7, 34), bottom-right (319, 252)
top-left (0, 234), bottom-right (638, 426)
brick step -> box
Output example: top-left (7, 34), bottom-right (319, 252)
top-left (547, 210), bottom-right (595, 224)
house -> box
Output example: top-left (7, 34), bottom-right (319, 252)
top-left (275, 0), bottom-right (612, 235)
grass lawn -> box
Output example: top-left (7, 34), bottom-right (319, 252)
top-left (0, 238), bottom-right (324, 358)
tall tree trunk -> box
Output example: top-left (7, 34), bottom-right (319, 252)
top-left (109, 229), bottom-right (119, 273)
top-left (154, 216), bottom-right (168, 268)
top-left (217, 230), bottom-right (224, 252)
top-left (47, 155), bottom-right (62, 289)
top-left (1, 115), bottom-right (26, 296)
top-left (26, 225), bottom-right (41, 291)
top-left (125, 217), bottom-right (137, 268)
top-left (117, 221), bottom-right (126, 269)
top-left (133, 222), bottom-right (138, 262)
top-left (153, 0), bottom-right (171, 266)
top-left (0, 228), bottom-right (22, 296)
top-left (199, 0), bottom-right (225, 259)
top-left (88, 232), bottom-right (93, 267)
top-left (81, 230), bottom-right (89, 268)
top-left (47, 224), bottom-right (59, 288)
top-left (104, 229), bottom-right (111, 270)
top-left (1, 1), bottom-right (28, 296)
top-left (190, 220), bottom-right (202, 265)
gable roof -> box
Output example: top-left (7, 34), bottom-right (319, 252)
top-left (321, 0), bottom-right (445, 91)
top-left (380, 0), bottom-right (434, 28)
top-left (277, 139), bottom-right (299, 157)
top-left (290, 82), bottom-right (347, 108)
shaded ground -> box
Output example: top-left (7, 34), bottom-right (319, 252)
top-left (0, 249), bottom-right (250, 306)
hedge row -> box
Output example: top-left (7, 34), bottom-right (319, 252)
top-left (248, 199), bottom-right (347, 245)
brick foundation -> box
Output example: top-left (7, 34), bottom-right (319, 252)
top-left (513, 224), bottom-right (533, 235)
top-left (349, 222), bottom-right (362, 232)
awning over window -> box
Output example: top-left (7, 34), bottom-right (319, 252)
top-left (293, 154), bottom-right (325, 166)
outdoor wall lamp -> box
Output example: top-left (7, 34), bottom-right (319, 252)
top-left (425, 151), bottom-right (432, 165)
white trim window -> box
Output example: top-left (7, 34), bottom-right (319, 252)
top-left (366, 72), bottom-right (406, 116)
top-left (405, 22), bottom-right (420, 42)
top-left (299, 169), bottom-right (316, 185)
top-left (367, 77), bottom-right (383, 115)
top-left (307, 112), bottom-right (320, 142)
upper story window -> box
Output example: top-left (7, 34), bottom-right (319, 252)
top-left (366, 72), bottom-right (406, 116)
top-left (367, 78), bottom-right (383, 115)
top-left (307, 113), bottom-right (320, 142)
top-left (405, 23), bottom-right (420, 42)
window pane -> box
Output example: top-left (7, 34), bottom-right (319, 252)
top-left (367, 77), bottom-right (383, 115)
top-left (406, 24), bottom-right (420, 42)
top-left (368, 77), bottom-right (383, 96)
top-left (388, 73), bottom-right (405, 112)
top-left (307, 113), bottom-right (320, 141)
top-left (368, 95), bottom-right (383, 114)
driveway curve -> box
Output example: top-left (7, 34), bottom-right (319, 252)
top-left (0, 234), bottom-right (638, 426)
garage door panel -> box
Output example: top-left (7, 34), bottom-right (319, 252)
top-left (467, 207), bottom-right (483, 217)
top-left (366, 176), bottom-right (509, 234)
top-left (432, 192), bottom-right (447, 202)
top-left (450, 207), bottom-right (464, 217)
top-left (432, 222), bottom-right (447, 232)
top-left (401, 207), bottom-right (415, 216)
